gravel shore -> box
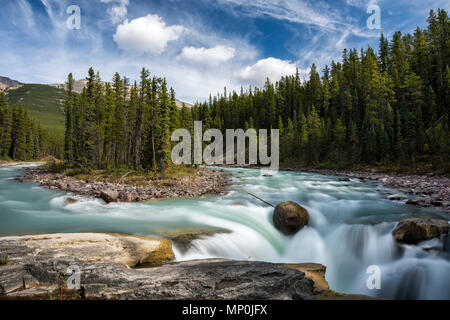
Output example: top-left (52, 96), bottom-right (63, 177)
top-left (16, 167), bottom-right (230, 203)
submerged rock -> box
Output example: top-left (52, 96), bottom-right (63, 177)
top-left (273, 201), bottom-right (309, 235)
top-left (158, 227), bottom-right (231, 252)
top-left (393, 218), bottom-right (450, 244)
top-left (388, 194), bottom-right (405, 201)
top-left (66, 197), bottom-right (78, 204)
top-left (406, 199), bottom-right (420, 206)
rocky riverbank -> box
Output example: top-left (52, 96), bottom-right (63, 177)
top-left (15, 167), bottom-right (230, 203)
top-left (0, 233), bottom-right (373, 300)
top-left (220, 164), bottom-right (450, 214)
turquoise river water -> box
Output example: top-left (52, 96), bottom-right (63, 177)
top-left (0, 165), bottom-right (449, 299)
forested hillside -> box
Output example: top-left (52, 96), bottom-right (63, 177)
top-left (56, 9), bottom-right (450, 174)
top-left (0, 92), bottom-right (62, 161)
top-left (191, 9), bottom-right (450, 173)
top-left (6, 84), bottom-right (66, 135)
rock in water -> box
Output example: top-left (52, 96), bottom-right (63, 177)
top-left (66, 197), bottom-right (78, 204)
top-left (100, 189), bottom-right (119, 203)
top-left (393, 218), bottom-right (450, 244)
top-left (273, 201), bottom-right (309, 235)
top-left (388, 194), bottom-right (405, 201)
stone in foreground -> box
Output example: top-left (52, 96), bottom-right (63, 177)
top-left (273, 201), bottom-right (309, 235)
top-left (0, 233), bottom-right (174, 268)
top-left (393, 218), bottom-right (450, 244)
top-left (0, 233), bottom-right (376, 300)
top-left (0, 233), bottom-right (315, 300)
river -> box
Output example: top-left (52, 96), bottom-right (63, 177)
top-left (0, 165), bottom-right (449, 299)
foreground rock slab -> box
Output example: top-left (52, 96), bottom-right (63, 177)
top-left (0, 233), bottom-right (316, 300)
top-left (393, 218), bottom-right (450, 244)
top-left (0, 233), bottom-right (374, 300)
top-left (0, 258), bottom-right (316, 300)
top-left (0, 233), bottom-right (175, 268)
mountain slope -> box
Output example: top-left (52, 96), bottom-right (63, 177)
top-left (2, 77), bottom-right (192, 137)
top-left (0, 76), bottom-right (21, 91)
top-left (6, 84), bottom-right (65, 135)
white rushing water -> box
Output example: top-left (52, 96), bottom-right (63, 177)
top-left (0, 165), bottom-right (449, 299)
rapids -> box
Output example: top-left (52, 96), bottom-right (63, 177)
top-left (0, 165), bottom-right (448, 299)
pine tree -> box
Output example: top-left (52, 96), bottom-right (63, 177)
top-left (156, 79), bottom-right (171, 171)
top-left (11, 105), bottom-right (27, 160)
top-left (0, 92), bottom-right (12, 158)
top-left (64, 73), bottom-right (75, 162)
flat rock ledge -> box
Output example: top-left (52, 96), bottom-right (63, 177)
top-left (0, 233), bottom-right (371, 300)
top-left (16, 167), bottom-right (230, 203)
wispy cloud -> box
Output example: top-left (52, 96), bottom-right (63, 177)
top-left (207, 0), bottom-right (380, 75)
top-left (17, 0), bottom-right (35, 28)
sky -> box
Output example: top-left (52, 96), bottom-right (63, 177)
top-left (0, 0), bottom-right (449, 103)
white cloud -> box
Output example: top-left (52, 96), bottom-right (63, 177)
top-left (100, 0), bottom-right (129, 23)
top-left (178, 45), bottom-right (236, 65)
top-left (235, 57), bottom-right (297, 85)
top-left (113, 14), bottom-right (184, 54)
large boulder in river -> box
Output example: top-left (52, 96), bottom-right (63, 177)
top-left (273, 201), bottom-right (309, 235)
top-left (393, 218), bottom-right (450, 244)
top-left (100, 189), bottom-right (119, 203)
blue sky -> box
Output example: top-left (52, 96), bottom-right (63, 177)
top-left (0, 0), bottom-right (449, 103)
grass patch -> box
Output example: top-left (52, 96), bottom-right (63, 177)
top-left (0, 253), bottom-right (11, 266)
top-left (43, 160), bottom-right (200, 185)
